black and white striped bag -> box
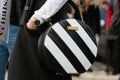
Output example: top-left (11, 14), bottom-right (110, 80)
top-left (38, 19), bottom-right (98, 75)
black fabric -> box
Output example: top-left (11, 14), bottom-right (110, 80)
top-left (108, 11), bottom-right (120, 37)
top-left (8, 25), bottom-right (72, 80)
top-left (82, 5), bottom-right (100, 35)
top-left (106, 37), bottom-right (120, 74)
top-left (112, 37), bottom-right (120, 74)
top-left (106, 10), bottom-right (120, 74)
top-left (10, 0), bottom-right (19, 25)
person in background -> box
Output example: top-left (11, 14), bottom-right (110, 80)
top-left (82, 0), bottom-right (100, 36)
top-left (97, 1), bottom-right (109, 65)
top-left (99, 1), bottom-right (109, 33)
top-left (105, 0), bottom-right (114, 74)
top-left (105, 0), bottom-right (120, 75)
top-left (0, 0), bottom-right (19, 80)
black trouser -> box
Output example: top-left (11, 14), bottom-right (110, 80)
top-left (112, 37), bottom-right (120, 74)
top-left (106, 37), bottom-right (120, 74)
top-left (106, 39), bottom-right (114, 67)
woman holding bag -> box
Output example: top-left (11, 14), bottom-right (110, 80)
top-left (8, 0), bottom-right (79, 80)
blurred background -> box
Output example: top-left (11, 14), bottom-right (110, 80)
top-left (71, 0), bottom-right (120, 80)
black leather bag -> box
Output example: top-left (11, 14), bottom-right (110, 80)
top-left (38, 19), bottom-right (98, 75)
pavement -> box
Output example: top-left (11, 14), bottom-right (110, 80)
top-left (5, 62), bottom-right (119, 80)
top-left (72, 62), bottom-right (119, 80)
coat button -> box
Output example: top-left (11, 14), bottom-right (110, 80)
top-left (24, 6), bottom-right (29, 10)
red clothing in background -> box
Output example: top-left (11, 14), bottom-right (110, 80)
top-left (106, 5), bottom-right (113, 31)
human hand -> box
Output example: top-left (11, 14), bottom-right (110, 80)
top-left (26, 17), bottom-right (38, 30)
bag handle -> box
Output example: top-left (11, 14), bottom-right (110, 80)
top-left (48, 0), bottom-right (81, 25)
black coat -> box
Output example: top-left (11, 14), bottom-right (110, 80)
top-left (8, 0), bottom-right (79, 80)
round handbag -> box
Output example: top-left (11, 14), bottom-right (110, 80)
top-left (38, 19), bottom-right (98, 75)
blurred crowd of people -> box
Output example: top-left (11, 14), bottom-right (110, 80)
top-left (105, 0), bottom-right (120, 76)
top-left (75, 0), bottom-right (120, 77)
top-left (1, 0), bottom-right (120, 80)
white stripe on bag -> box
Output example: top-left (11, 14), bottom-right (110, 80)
top-left (67, 19), bottom-right (97, 57)
top-left (52, 23), bottom-right (91, 70)
top-left (45, 36), bottom-right (78, 74)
